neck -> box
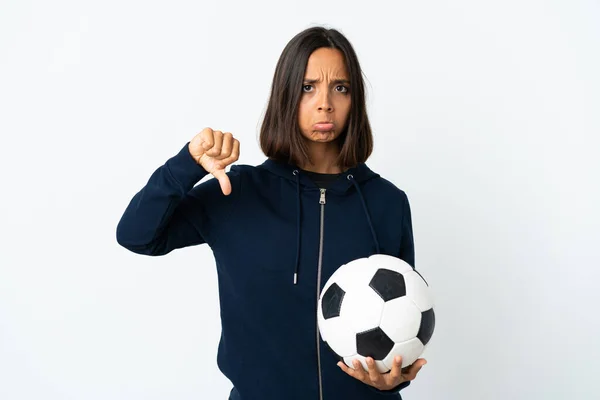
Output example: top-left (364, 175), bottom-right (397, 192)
top-left (299, 141), bottom-right (342, 174)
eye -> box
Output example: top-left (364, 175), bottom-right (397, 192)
top-left (302, 84), bottom-right (313, 92)
top-left (336, 85), bottom-right (349, 93)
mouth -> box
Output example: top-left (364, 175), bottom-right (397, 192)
top-left (313, 122), bottom-right (335, 131)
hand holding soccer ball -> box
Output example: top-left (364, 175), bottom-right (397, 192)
top-left (337, 355), bottom-right (427, 390)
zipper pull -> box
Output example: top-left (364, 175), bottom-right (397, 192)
top-left (319, 189), bottom-right (326, 205)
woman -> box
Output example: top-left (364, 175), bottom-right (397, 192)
top-left (116, 26), bottom-right (427, 399)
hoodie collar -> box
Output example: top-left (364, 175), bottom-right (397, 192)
top-left (258, 158), bottom-right (380, 193)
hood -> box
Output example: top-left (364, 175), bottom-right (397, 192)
top-left (258, 158), bottom-right (382, 285)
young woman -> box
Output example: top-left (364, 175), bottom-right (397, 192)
top-left (117, 26), bottom-right (427, 400)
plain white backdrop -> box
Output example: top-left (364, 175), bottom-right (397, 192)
top-left (1, 0), bottom-right (599, 399)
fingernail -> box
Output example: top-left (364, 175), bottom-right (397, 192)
top-left (395, 356), bottom-right (401, 363)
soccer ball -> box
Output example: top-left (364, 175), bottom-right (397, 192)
top-left (318, 254), bottom-right (435, 373)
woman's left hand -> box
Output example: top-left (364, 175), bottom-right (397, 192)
top-left (337, 356), bottom-right (427, 391)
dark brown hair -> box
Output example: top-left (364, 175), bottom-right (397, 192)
top-left (259, 26), bottom-right (373, 169)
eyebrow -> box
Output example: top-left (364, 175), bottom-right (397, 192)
top-left (303, 78), bottom-right (350, 85)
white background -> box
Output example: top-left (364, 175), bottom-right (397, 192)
top-left (1, 0), bottom-right (599, 399)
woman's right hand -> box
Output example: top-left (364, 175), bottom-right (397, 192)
top-left (188, 127), bottom-right (240, 196)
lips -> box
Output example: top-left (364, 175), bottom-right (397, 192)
top-left (314, 122), bottom-right (335, 131)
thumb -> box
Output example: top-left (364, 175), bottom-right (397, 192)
top-left (212, 168), bottom-right (232, 196)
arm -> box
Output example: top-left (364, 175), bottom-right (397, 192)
top-left (346, 191), bottom-right (419, 395)
top-left (115, 142), bottom-right (239, 256)
top-left (371, 191), bottom-right (416, 394)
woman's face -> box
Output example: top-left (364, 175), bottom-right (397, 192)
top-left (298, 47), bottom-right (351, 145)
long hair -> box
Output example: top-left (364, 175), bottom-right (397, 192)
top-left (259, 26), bottom-right (373, 169)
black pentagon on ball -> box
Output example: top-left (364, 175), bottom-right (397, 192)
top-left (369, 268), bottom-right (406, 301)
top-left (356, 327), bottom-right (395, 360)
top-left (417, 308), bottom-right (435, 345)
top-left (322, 283), bottom-right (346, 319)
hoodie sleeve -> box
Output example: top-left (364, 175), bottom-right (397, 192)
top-left (367, 192), bottom-right (415, 396)
top-left (399, 191), bottom-right (415, 269)
top-left (116, 142), bottom-right (239, 256)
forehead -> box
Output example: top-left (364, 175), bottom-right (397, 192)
top-left (304, 47), bottom-right (348, 78)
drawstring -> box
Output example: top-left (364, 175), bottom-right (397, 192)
top-left (348, 174), bottom-right (381, 254)
top-left (290, 171), bottom-right (380, 285)
top-left (293, 169), bottom-right (301, 285)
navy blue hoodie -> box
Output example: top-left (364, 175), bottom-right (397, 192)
top-left (116, 142), bottom-right (417, 399)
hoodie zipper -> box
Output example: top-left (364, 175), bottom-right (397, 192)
top-left (316, 188), bottom-right (326, 400)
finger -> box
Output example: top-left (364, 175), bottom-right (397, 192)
top-left (405, 358), bottom-right (427, 380)
top-left (206, 130), bottom-right (224, 157)
top-left (352, 359), bottom-right (367, 381)
top-left (200, 127), bottom-right (214, 151)
top-left (212, 168), bottom-right (232, 196)
top-left (337, 361), bottom-right (352, 375)
top-left (366, 357), bottom-right (385, 387)
top-left (389, 356), bottom-right (404, 383)
top-left (400, 358), bottom-right (427, 381)
top-left (219, 139), bottom-right (240, 166)
top-left (216, 132), bottom-right (234, 160)
top-left (338, 361), bottom-right (360, 380)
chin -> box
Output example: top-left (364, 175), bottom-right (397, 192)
top-left (310, 130), bottom-right (337, 142)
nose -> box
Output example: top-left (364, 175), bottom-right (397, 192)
top-left (317, 91), bottom-right (333, 112)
